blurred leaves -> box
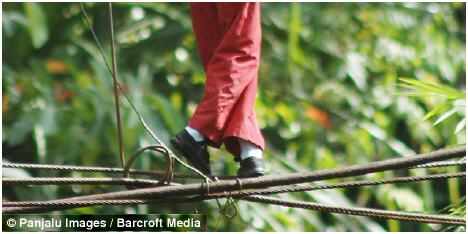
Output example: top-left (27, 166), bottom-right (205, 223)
top-left (23, 3), bottom-right (49, 48)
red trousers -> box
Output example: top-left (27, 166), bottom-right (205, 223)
top-left (188, 3), bottom-right (265, 157)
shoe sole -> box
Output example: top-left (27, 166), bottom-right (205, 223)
top-left (238, 170), bottom-right (265, 178)
top-left (170, 137), bottom-right (211, 175)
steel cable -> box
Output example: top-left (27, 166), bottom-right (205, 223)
top-left (3, 196), bottom-right (465, 225)
top-left (5, 159), bottom-right (464, 180)
top-left (243, 195), bottom-right (466, 225)
top-left (2, 148), bottom-right (465, 213)
top-left (2, 177), bottom-right (163, 186)
top-left (2, 163), bottom-right (236, 180)
top-left (238, 172), bottom-right (466, 196)
top-left (4, 172), bottom-right (464, 204)
top-left (3, 172), bottom-right (464, 192)
top-left (411, 159), bottom-right (466, 169)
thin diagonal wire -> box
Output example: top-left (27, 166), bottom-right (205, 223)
top-left (80, 2), bottom-right (113, 74)
top-left (79, 3), bottom-right (211, 182)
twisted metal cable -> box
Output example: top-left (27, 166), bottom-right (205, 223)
top-left (1, 163), bottom-right (236, 180)
top-left (3, 172), bottom-right (465, 213)
top-left (2, 178), bottom-right (162, 186)
top-left (4, 149), bottom-right (465, 180)
top-left (1, 196), bottom-right (208, 212)
top-left (3, 199), bottom-right (154, 208)
top-left (411, 159), bottom-right (466, 169)
top-left (242, 195), bottom-right (466, 225)
top-left (3, 196), bottom-right (465, 225)
top-left (2, 163), bottom-right (175, 177)
top-left (3, 172), bottom-right (464, 193)
top-left (238, 172), bottom-right (466, 196)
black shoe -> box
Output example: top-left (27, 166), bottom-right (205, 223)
top-left (170, 130), bottom-right (211, 175)
top-left (237, 157), bottom-right (265, 177)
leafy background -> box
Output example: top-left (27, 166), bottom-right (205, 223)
top-left (2, 2), bottom-right (466, 231)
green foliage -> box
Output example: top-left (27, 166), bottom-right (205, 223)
top-left (2, 2), bottom-right (465, 231)
top-left (397, 78), bottom-right (465, 133)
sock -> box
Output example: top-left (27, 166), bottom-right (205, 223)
top-left (239, 139), bottom-right (263, 160)
top-left (185, 126), bottom-right (205, 142)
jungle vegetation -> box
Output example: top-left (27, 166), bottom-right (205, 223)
top-left (2, 2), bottom-right (466, 231)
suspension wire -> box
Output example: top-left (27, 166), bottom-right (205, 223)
top-left (3, 197), bottom-right (464, 225)
top-left (3, 156), bottom-right (465, 181)
top-left (231, 172), bottom-right (466, 197)
top-left (3, 172), bottom-right (464, 206)
top-left (107, 3), bottom-right (126, 168)
top-left (79, 3), bottom-right (113, 75)
top-left (79, 3), bottom-right (211, 182)
top-left (3, 146), bottom-right (465, 214)
top-left (3, 198), bottom-right (463, 225)
top-left (242, 195), bottom-right (466, 225)
top-left (4, 157), bottom-right (464, 180)
top-left (3, 192), bottom-right (465, 225)
top-left (2, 177), bottom-right (165, 186)
top-left (3, 172), bottom-right (464, 191)
top-left (1, 163), bottom-right (236, 180)
top-left (411, 159), bottom-right (466, 169)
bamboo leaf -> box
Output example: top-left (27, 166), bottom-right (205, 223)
top-left (399, 78), bottom-right (465, 99)
top-left (392, 92), bottom-right (444, 98)
top-left (433, 108), bottom-right (458, 126)
top-left (422, 103), bottom-right (448, 121)
top-left (454, 117), bottom-right (466, 134)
